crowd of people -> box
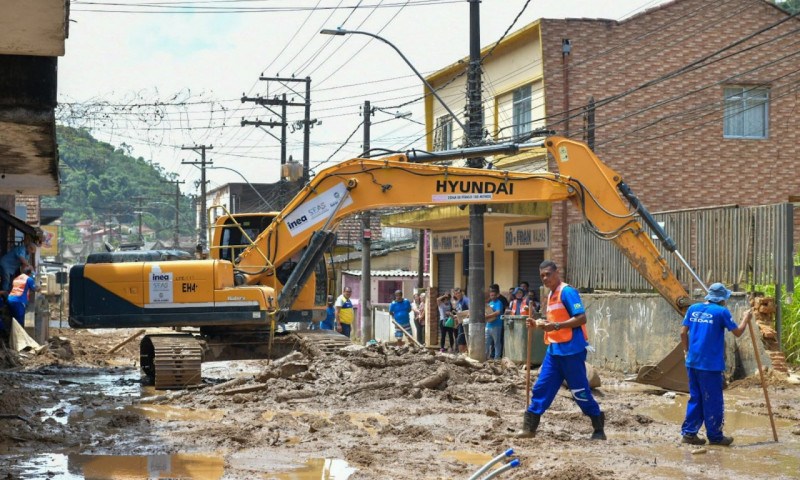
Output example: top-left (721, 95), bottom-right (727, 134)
top-left (435, 282), bottom-right (540, 357)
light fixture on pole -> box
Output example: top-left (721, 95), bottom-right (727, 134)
top-left (320, 27), bottom-right (467, 135)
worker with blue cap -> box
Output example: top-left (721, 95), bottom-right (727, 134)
top-left (679, 282), bottom-right (752, 446)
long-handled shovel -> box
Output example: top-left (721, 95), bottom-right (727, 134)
top-left (745, 309), bottom-right (778, 442)
top-left (525, 326), bottom-right (533, 407)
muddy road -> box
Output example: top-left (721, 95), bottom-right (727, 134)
top-left (1, 327), bottom-right (799, 479)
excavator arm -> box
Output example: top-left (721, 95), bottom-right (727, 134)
top-left (235, 136), bottom-right (692, 315)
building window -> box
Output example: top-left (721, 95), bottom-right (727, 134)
top-left (433, 115), bottom-right (453, 151)
top-left (513, 84), bottom-right (533, 139)
top-left (723, 86), bottom-right (769, 139)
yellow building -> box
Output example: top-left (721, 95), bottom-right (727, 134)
top-left (383, 22), bottom-right (551, 294)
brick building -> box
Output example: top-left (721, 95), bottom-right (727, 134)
top-left (413, 0), bottom-right (799, 289)
top-left (539, 0), bottom-right (800, 268)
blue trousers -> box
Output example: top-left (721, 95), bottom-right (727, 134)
top-left (485, 324), bottom-right (503, 359)
top-left (8, 301), bottom-right (26, 325)
top-left (340, 323), bottom-right (351, 338)
top-left (527, 349), bottom-right (601, 417)
top-left (681, 367), bottom-right (725, 441)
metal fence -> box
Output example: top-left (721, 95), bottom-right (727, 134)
top-left (568, 203), bottom-right (794, 293)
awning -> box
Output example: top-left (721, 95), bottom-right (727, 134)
top-left (0, 208), bottom-right (36, 237)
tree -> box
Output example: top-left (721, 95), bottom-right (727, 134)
top-left (775, 0), bottom-right (800, 14)
top-left (44, 126), bottom-right (195, 246)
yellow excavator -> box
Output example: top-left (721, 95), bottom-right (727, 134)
top-left (69, 137), bottom-right (697, 389)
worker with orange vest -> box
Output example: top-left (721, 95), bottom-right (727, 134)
top-left (7, 266), bottom-right (38, 327)
top-left (516, 260), bottom-right (605, 440)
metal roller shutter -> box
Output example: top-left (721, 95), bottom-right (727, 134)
top-left (437, 253), bottom-right (455, 292)
top-left (518, 249), bottom-right (544, 293)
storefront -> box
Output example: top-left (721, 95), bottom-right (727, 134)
top-left (430, 229), bottom-right (469, 292)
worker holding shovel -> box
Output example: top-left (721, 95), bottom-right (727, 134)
top-left (516, 260), bottom-right (605, 440)
top-left (680, 282), bottom-right (752, 446)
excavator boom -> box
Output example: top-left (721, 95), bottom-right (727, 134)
top-left (236, 136), bottom-right (692, 315)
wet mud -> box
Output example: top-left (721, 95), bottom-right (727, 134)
top-left (1, 328), bottom-right (799, 479)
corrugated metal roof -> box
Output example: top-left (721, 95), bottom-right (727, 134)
top-left (343, 270), bottom-right (430, 278)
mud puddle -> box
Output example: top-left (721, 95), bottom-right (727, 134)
top-left (9, 452), bottom-right (359, 480)
top-left (621, 392), bottom-right (800, 479)
top-left (10, 452), bottom-right (225, 479)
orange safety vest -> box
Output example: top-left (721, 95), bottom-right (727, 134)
top-left (544, 282), bottom-right (589, 345)
top-left (509, 298), bottom-right (530, 316)
top-left (9, 273), bottom-right (30, 297)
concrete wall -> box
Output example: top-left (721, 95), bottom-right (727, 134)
top-left (582, 292), bottom-right (771, 379)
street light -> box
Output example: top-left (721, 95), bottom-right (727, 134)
top-left (320, 27), bottom-right (468, 135)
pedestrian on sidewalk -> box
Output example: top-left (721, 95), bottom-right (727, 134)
top-left (389, 290), bottom-right (413, 345)
top-left (320, 295), bottom-right (335, 330)
top-left (412, 292), bottom-right (426, 345)
top-left (437, 292), bottom-right (455, 352)
top-left (7, 266), bottom-right (38, 327)
top-left (452, 288), bottom-right (470, 354)
top-left (485, 287), bottom-right (504, 360)
top-left (334, 287), bottom-right (354, 338)
top-left (680, 282), bottom-right (752, 446)
top-left (0, 237), bottom-right (37, 294)
top-left (516, 260), bottom-right (605, 440)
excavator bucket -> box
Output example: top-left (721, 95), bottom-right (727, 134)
top-left (635, 342), bottom-right (689, 392)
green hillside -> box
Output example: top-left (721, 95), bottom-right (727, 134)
top-left (43, 126), bottom-right (195, 245)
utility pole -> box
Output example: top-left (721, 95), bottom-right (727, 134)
top-left (561, 38), bottom-right (572, 277)
top-left (243, 77), bottom-right (314, 201)
top-left (302, 77), bottom-right (311, 184)
top-left (182, 145), bottom-right (213, 249)
top-left (133, 196), bottom-right (145, 247)
top-left (241, 102), bottom-right (288, 207)
top-left (162, 179), bottom-right (185, 248)
top-left (360, 100), bottom-right (374, 344)
top-left (466, 0), bottom-right (486, 361)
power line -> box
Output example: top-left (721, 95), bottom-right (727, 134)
top-left (71, 0), bottom-right (459, 13)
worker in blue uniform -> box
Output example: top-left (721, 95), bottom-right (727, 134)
top-left (680, 282), bottom-right (752, 446)
top-left (516, 260), bottom-right (605, 440)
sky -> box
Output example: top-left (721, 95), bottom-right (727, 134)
top-left (58, 0), bottom-right (671, 197)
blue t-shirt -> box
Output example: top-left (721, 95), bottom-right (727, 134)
top-left (548, 285), bottom-right (588, 356)
top-left (389, 298), bottom-right (412, 327)
top-left (1, 245), bottom-right (28, 272)
top-left (487, 298), bottom-right (504, 328)
top-left (454, 296), bottom-right (469, 312)
top-left (682, 302), bottom-right (737, 371)
top-left (321, 306), bottom-right (335, 330)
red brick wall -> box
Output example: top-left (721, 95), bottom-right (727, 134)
top-left (336, 214), bottom-right (383, 246)
top-left (539, 0), bottom-right (800, 267)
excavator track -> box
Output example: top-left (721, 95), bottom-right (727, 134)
top-left (289, 330), bottom-right (353, 357)
top-left (140, 334), bottom-right (203, 390)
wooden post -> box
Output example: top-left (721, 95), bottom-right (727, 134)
top-left (746, 312), bottom-right (778, 442)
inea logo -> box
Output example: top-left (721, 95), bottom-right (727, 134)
top-left (287, 215), bottom-right (308, 230)
top-left (152, 274), bottom-right (170, 281)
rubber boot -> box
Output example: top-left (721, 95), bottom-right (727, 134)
top-left (515, 412), bottom-right (540, 438)
top-left (590, 412), bottom-right (607, 440)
